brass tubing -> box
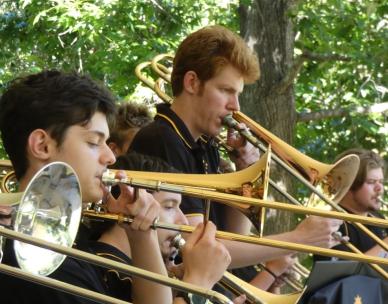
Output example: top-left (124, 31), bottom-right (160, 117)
top-left (102, 175), bottom-right (388, 229)
top-left (83, 211), bottom-right (388, 267)
top-left (225, 113), bottom-right (388, 252)
top-left (257, 263), bottom-right (304, 292)
top-left (270, 178), bottom-right (388, 279)
top-left (342, 241), bottom-right (388, 279)
top-left (0, 227), bottom-right (233, 304)
top-left (171, 234), bottom-right (299, 304)
top-left (220, 271), bottom-right (303, 304)
top-left (0, 263), bottom-right (129, 304)
top-left (103, 174), bottom-right (388, 277)
top-left (292, 262), bottom-right (309, 277)
top-left (151, 54), bottom-right (173, 82)
top-left (218, 272), bottom-right (265, 304)
top-left (281, 276), bottom-right (304, 292)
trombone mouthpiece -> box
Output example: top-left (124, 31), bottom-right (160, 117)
top-left (171, 234), bottom-right (186, 250)
top-left (222, 114), bottom-right (238, 128)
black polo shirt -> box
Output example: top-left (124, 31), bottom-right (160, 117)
top-left (130, 103), bottom-right (227, 231)
top-left (314, 210), bottom-right (388, 262)
top-left (0, 224), bottom-right (132, 304)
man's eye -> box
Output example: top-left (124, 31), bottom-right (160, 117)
top-left (366, 179), bottom-right (383, 185)
top-left (163, 203), bottom-right (175, 210)
top-left (87, 142), bottom-right (99, 147)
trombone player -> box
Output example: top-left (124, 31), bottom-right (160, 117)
top-left (314, 148), bottom-right (387, 262)
top-left (130, 25), bottom-right (344, 271)
top-left (108, 151), bottom-right (246, 303)
top-left (0, 70), bottom-right (231, 304)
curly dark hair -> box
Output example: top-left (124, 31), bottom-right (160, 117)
top-left (107, 102), bottom-right (152, 149)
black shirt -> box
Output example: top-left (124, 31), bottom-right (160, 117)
top-left (0, 224), bottom-right (133, 304)
top-left (314, 210), bottom-right (388, 262)
top-left (130, 103), bottom-right (228, 230)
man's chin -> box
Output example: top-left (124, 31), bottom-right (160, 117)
top-left (368, 204), bottom-right (380, 212)
top-left (208, 128), bottom-right (221, 138)
top-left (83, 190), bottom-right (103, 204)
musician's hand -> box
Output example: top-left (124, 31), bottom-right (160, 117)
top-left (266, 254), bottom-right (296, 277)
top-left (182, 222), bottom-right (231, 289)
top-left (104, 171), bottom-right (160, 232)
top-left (166, 260), bottom-right (185, 280)
top-left (294, 216), bottom-right (344, 248)
top-left (226, 123), bottom-right (259, 170)
top-left (233, 294), bottom-right (247, 304)
top-left (269, 275), bottom-right (286, 290)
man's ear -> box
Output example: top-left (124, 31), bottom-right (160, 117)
top-left (27, 129), bottom-right (56, 161)
top-left (182, 71), bottom-right (201, 95)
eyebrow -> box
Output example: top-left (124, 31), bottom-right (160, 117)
top-left (161, 198), bottom-right (180, 205)
top-left (87, 130), bottom-right (109, 141)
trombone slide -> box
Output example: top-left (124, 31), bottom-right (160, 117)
top-left (101, 175), bottom-right (388, 229)
top-left (221, 271), bottom-right (303, 304)
top-left (0, 226), bottom-right (234, 304)
top-left (83, 211), bottom-right (388, 267)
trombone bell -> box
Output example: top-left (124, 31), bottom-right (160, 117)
top-left (232, 111), bottom-right (360, 203)
top-left (2, 162), bottom-right (82, 276)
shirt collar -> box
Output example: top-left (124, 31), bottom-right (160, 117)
top-left (155, 103), bottom-right (202, 150)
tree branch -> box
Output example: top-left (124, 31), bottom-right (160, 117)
top-left (301, 50), bottom-right (351, 62)
top-left (277, 55), bottom-right (305, 94)
top-left (276, 50), bottom-right (351, 94)
top-left (297, 102), bottom-right (388, 122)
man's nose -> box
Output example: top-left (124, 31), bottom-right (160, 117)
top-left (103, 143), bottom-right (116, 166)
top-left (176, 210), bottom-right (189, 225)
top-left (227, 94), bottom-right (240, 112)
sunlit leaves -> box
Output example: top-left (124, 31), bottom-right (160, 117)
top-left (0, 0), bottom-right (239, 97)
top-left (294, 0), bottom-right (387, 166)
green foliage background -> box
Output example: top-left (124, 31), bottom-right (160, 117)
top-left (294, 0), bottom-right (387, 163)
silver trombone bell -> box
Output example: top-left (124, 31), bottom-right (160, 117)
top-left (4, 162), bottom-right (82, 276)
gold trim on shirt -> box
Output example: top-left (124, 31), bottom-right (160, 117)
top-left (156, 113), bottom-right (193, 149)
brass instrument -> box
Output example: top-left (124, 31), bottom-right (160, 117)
top-left (0, 162), bottom-right (233, 304)
top-left (0, 162), bottom-right (82, 275)
top-left (223, 114), bottom-right (388, 253)
top-left (170, 234), bottom-right (303, 304)
top-left (134, 54), bottom-right (388, 277)
top-left (1, 162), bottom-right (388, 304)
top-left (91, 176), bottom-right (388, 269)
top-left (0, 227), bottom-right (233, 304)
top-left (101, 165), bottom-right (388, 230)
top-left (0, 159), bottom-right (16, 193)
top-left (134, 54), bottom-right (361, 233)
top-left (2, 157), bottom-right (385, 229)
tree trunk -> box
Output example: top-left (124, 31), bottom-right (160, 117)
top-left (239, 0), bottom-right (298, 235)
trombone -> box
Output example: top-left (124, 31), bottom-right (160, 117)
top-left (101, 160), bottom-right (388, 229)
top-left (134, 54), bottom-right (388, 275)
top-left (1, 162), bottom-right (388, 304)
top-left (0, 159), bottom-right (16, 193)
top-left (0, 162), bottom-right (233, 304)
top-left (0, 228), bottom-right (233, 304)
top-left (170, 234), bottom-right (304, 304)
top-left (88, 170), bottom-right (388, 267)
